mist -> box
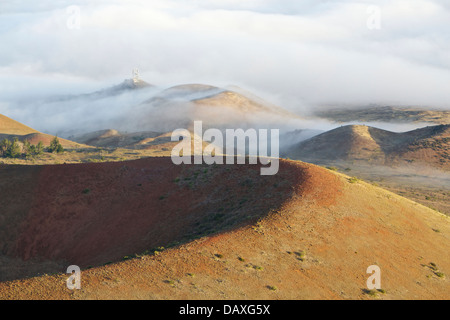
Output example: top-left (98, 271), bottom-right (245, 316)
top-left (0, 0), bottom-right (449, 136)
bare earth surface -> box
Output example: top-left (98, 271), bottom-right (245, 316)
top-left (0, 158), bottom-right (448, 300)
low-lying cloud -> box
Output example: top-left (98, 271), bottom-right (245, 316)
top-left (0, 0), bottom-right (449, 135)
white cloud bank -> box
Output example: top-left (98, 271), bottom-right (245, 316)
top-left (0, 0), bottom-right (449, 133)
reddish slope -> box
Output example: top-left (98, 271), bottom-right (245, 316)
top-left (20, 133), bottom-right (85, 148)
top-left (0, 158), bottom-right (448, 299)
top-left (1, 158), bottom-right (300, 274)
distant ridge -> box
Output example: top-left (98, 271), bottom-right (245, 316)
top-left (315, 105), bottom-right (450, 125)
top-left (287, 124), bottom-right (450, 169)
top-left (44, 78), bottom-right (154, 104)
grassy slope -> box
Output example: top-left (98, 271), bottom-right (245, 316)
top-left (0, 114), bottom-right (38, 135)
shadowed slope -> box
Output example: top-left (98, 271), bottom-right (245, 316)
top-left (0, 158), bottom-right (303, 281)
top-left (0, 158), bottom-right (448, 300)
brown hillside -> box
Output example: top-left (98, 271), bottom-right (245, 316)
top-left (0, 133), bottom-right (86, 150)
top-left (73, 129), bottom-right (169, 149)
top-left (72, 129), bottom-right (205, 152)
top-left (0, 114), bottom-right (38, 135)
top-left (287, 124), bottom-right (450, 169)
top-left (0, 157), bottom-right (448, 299)
top-left (0, 114), bottom-right (87, 149)
top-left (20, 133), bottom-right (85, 149)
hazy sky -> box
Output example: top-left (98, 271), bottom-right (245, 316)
top-left (1, 0), bottom-right (450, 129)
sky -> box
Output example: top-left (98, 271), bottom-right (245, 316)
top-left (0, 0), bottom-right (449, 133)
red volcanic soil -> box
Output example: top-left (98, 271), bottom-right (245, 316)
top-left (0, 157), bottom-right (449, 300)
top-left (2, 158), bottom-right (319, 275)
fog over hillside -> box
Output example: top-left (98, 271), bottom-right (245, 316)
top-left (0, 0), bottom-right (449, 135)
top-left (1, 2), bottom-right (450, 301)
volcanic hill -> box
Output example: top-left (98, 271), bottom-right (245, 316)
top-left (286, 124), bottom-right (450, 169)
top-left (131, 84), bottom-right (301, 132)
top-left (0, 157), bottom-right (448, 299)
top-left (0, 114), bottom-right (85, 149)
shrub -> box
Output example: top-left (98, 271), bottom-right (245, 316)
top-left (0, 138), bottom-right (21, 158)
top-left (0, 139), bottom-right (12, 157)
top-left (48, 136), bottom-right (64, 153)
top-left (363, 289), bottom-right (379, 297)
top-left (1, 138), bottom-right (45, 159)
top-left (35, 141), bottom-right (44, 155)
top-left (349, 177), bottom-right (359, 183)
top-left (295, 251), bottom-right (306, 261)
top-left (8, 138), bottom-right (21, 158)
top-left (22, 140), bottom-right (32, 157)
top-left (164, 280), bottom-right (175, 286)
